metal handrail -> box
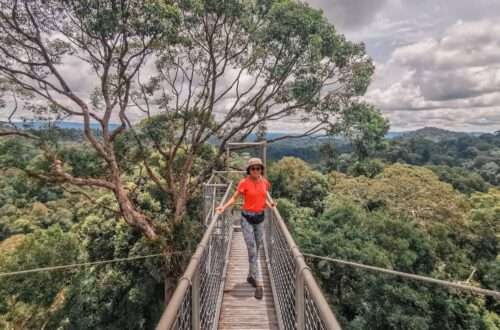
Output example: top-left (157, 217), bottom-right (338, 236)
top-left (157, 179), bottom-right (341, 330)
top-left (264, 198), bottom-right (342, 330)
top-left (156, 182), bottom-right (233, 330)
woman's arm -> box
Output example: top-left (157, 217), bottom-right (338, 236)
top-left (216, 190), bottom-right (241, 213)
top-left (265, 194), bottom-right (277, 209)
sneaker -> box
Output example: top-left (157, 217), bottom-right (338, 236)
top-left (246, 276), bottom-right (257, 287)
top-left (255, 286), bottom-right (263, 300)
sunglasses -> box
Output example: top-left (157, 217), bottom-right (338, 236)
top-left (249, 166), bottom-right (262, 171)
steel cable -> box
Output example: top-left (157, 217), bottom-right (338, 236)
top-left (0, 251), bottom-right (191, 278)
top-left (302, 253), bottom-right (500, 299)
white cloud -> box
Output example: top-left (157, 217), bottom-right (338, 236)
top-left (366, 18), bottom-right (500, 132)
top-left (391, 20), bottom-right (500, 70)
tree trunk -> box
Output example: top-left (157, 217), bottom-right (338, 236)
top-left (164, 277), bottom-right (176, 305)
top-left (172, 156), bottom-right (195, 225)
top-left (173, 191), bottom-right (188, 225)
top-left (115, 185), bottom-right (158, 240)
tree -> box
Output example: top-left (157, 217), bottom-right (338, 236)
top-left (468, 188), bottom-right (500, 261)
top-left (329, 164), bottom-right (470, 229)
top-left (346, 158), bottom-right (384, 178)
top-left (375, 132), bottom-right (500, 186)
top-left (125, 0), bottom-right (384, 226)
top-left (319, 142), bottom-right (338, 172)
top-left (0, 0), bottom-right (181, 240)
top-left (51, 216), bottom-right (181, 330)
top-left (287, 197), bottom-right (494, 330)
top-left (479, 162), bottom-right (500, 185)
top-left (0, 0), bottom-right (384, 242)
top-left (426, 165), bottom-right (489, 195)
top-left (0, 227), bottom-right (80, 329)
top-left (268, 157), bottom-right (328, 212)
top-left (333, 103), bottom-right (389, 160)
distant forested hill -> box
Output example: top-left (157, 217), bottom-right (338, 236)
top-left (7, 122), bottom-right (499, 186)
top-left (398, 127), bottom-right (469, 142)
top-left (378, 131), bottom-right (500, 186)
top-left (262, 127), bottom-right (500, 193)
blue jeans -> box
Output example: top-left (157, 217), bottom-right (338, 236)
top-left (240, 216), bottom-right (264, 284)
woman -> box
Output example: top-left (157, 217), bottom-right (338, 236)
top-left (216, 157), bottom-right (275, 300)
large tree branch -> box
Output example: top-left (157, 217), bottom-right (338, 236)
top-left (52, 159), bottom-right (116, 190)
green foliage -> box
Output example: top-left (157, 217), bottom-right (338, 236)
top-left (0, 227), bottom-right (80, 307)
top-left (378, 133), bottom-right (500, 186)
top-left (292, 191), bottom-right (495, 329)
top-left (468, 189), bottom-right (500, 262)
top-left (53, 217), bottom-right (168, 330)
top-left (0, 138), bottom-right (39, 170)
top-left (55, 265), bottom-right (164, 330)
top-left (0, 136), bottom-right (204, 328)
top-left (0, 168), bottom-right (77, 239)
top-left (61, 146), bottom-right (108, 178)
top-left (71, 0), bottom-right (180, 40)
top-left (347, 159), bottom-right (384, 178)
top-left (334, 103), bottom-right (390, 160)
top-left (0, 227), bottom-right (79, 329)
top-left (267, 158), bottom-right (500, 329)
top-left (330, 164), bottom-right (470, 228)
top-left (289, 192), bottom-right (496, 329)
top-left (269, 157), bottom-right (328, 212)
top-left (427, 165), bottom-right (489, 195)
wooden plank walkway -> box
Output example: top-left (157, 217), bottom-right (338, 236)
top-left (218, 228), bottom-right (279, 330)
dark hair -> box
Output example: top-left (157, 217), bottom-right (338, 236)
top-left (246, 165), bottom-right (265, 175)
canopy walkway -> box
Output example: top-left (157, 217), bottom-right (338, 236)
top-left (156, 174), bottom-right (341, 330)
top-left (219, 227), bottom-right (278, 329)
top-left (154, 142), bottom-right (500, 330)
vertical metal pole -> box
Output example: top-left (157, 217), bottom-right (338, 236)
top-left (207, 187), bottom-right (215, 275)
top-left (192, 269), bottom-right (200, 330)
top-left (265, 208), bottom-right (272, 261)
top-left (203, 184), bottom-right (208, 225)
top-left (212, 186), bottom-right (216, 220)
top-left (296, 265), bottom-right (305, 330)
top-left (261, 142), bottom-right (267, 169)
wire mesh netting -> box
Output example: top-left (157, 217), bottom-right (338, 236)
top-left (160, 181), bottom-right (232, 330)
top-left (265, 210), bottom-right (297, 330)
top-left (199, 202), bottom-right (232, 329)
top-left (172, 286), bottom-right (192, 329)
top-left (304, 285), bottom-right (327, 330)
top-left (160, 173), bottom-right (340, 330)
top-left (264, 208), bottom-right (340, 330)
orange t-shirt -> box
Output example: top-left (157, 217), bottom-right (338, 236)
top-left (237, 176), bottom-right (270, 213)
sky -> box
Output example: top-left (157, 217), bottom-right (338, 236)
top-left (306, 0), bottom-right (500, 132)
top-left (2, 1), bottom-right (499, 133)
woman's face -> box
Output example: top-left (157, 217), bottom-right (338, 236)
top-left (248, 165), bottom-right (263, 179)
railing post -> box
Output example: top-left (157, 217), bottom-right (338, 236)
top-left (265, 208), bottom-right (271, 261)
top-left (203, 184), bottom-right (208, 225)
top-left (296, 264), bottom-right (305, 329)
top-left (212, 186), bottom-right (216, 220)
top-left (192, 269), bottom-right (200, 330)
top-left (260, 142), bottom-right (267, 169)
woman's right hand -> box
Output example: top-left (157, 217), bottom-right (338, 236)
top-left (216, 205), bottom-right (225, 213)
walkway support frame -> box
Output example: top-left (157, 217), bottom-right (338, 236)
top-left (157, 168), bottom-right (342, 330)
top-left (156, 181), bottom-right (233, 330)
top-left (264, 195), bottom-right (342, 330)
top-left (226, 141), bottom-right (267, 170)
